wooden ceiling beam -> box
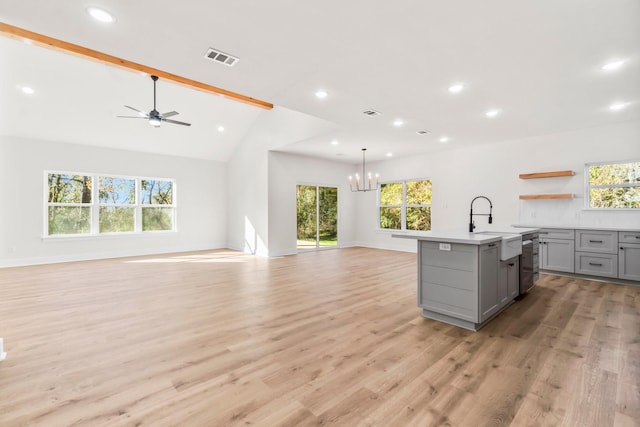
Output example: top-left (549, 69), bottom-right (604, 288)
top-left (0, 22), bottom-right (274, 110)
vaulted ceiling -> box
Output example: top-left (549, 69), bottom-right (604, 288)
top-left (1, 0), bottom-right (638, 163)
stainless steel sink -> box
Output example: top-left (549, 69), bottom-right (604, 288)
top-left (475, 231), bottom-right (522, 260)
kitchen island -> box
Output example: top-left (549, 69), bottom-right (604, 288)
top-left (395, 228), bottom-right (538, 331)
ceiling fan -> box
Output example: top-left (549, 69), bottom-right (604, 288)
top-left (117, 75), bottom-right (191, 127)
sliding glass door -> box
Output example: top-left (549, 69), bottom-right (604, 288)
top-left (296, 185), bottom-right (338, 250)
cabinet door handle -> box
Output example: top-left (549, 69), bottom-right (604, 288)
top-left (636, 236), bottom-right (640, 239)
top-left (488, 243), bottom-right (497, 247)
top-left (588, 262), bottom-right (603, 267)
top-left (589, 240), bottom-right (603, 243)
top-left (508, 263), bottom-right (515, 267)
top-left (620, 247), bottom-right (624, 250)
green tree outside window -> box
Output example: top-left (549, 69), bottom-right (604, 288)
top-left (379, 180), bottom-right (432, 231)
top-left (588, 161), bottom-right (640, 208)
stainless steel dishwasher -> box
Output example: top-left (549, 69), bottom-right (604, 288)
top-left (519, 232), bottom-right (539, 294)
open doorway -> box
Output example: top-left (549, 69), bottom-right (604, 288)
top-left (296, 185), bottom-right (338, 251)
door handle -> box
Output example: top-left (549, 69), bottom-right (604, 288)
top-left (589, 240), bottom-right (603, 243)
top-left (588, 262), bottom-right (603, 267)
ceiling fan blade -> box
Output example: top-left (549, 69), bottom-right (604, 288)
top-left (161, 111), bottom-right (179, 118)
top-left (163, 118), bottom-right (192, 127)
top-left (124, 105), bottom-right (148, 116)
top-left (117, 115), bottom-right (148, 119)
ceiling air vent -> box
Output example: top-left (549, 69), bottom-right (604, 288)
top-left (416, 130), bottom-right (432, 135)
top-left (204, 48), bottom-right (239, 67)
top-left (362, 109), bottom-right (381, 116)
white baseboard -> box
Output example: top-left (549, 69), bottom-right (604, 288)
top-left (268, 248), bottom-right (297, 257)
top-left (1, 240), bottom-right (420, 267)
top-left (345, 241), bottom-right (417, 253)
top-left (0, 243), bottom-right (229, 268)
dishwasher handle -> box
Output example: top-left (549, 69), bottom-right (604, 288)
top-left (522, 240), bottom-right (533, 246)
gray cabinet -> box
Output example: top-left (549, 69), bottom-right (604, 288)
top-left (538, 228), bottom-right (574, 239)
top-left (540, 237), bottom-right (575, 273)
top-left (507, 258), bottom-right (520, 300)
top-left (418, 241), bottom-right (479, 323)
top-left (418, 239), bottom-right (511, 330)
top-left (479, 243), bottom-right (500, 323)
top-left (574, 229), bottom-right (618, 278)
top-left (576, 230), bottom-right (618, 254)
top-left (498, 257), bottom-right (519, 307)
top-left (619, 231), bottom-right (640, 281)
top-left (575, 252), bottom-right (618, 278)
top-left (533, 227), bottom-right (640, 282)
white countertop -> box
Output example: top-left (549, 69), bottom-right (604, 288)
top-left (393, 230), bottom-right (504, 245)
top-left (516, 224), bottom-right (640, 232)
top-left (477, 226), bottom-right (540, 235)
top-left (393, 226), bottom-right (540, 245)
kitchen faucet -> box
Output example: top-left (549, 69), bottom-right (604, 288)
top-left (469, 196), bottom-right (493, 232)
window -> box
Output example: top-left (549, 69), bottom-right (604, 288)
top-left (587, 161), bottom-right (640, 209)
top-left (47, 174), bottom-right (92, 235)
top-left (99, 176), bottom-right (135, 233)
top-left (46, 172), bottom-right (176, 236)
top-left (141, 179), bottom-right (174, 231)
top-left (379, 179), bottom-right (432, 231)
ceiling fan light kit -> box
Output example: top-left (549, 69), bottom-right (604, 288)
top-left (117, 75), bottom-right (191, 127)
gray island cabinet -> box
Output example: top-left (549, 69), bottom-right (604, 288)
top-left (395, 231), bottom-right (524, 331)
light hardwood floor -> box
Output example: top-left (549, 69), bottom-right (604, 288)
top-left (0, 248), bottom-right (638, 426)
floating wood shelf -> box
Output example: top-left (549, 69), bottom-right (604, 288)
top-left (519, 170), bottom-right (575, 179)
top-left (519, 194), bottom-right (574, 200)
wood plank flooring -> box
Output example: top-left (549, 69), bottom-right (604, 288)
top-left (0, 247), bottom-right (638, 426)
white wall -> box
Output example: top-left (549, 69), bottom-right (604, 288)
top-left (226, 107), bottom-right (339, 256)
top-left (3, 117), bottom-right (637, 265)
top-left (354, 120), bottom-right (640, 252)
top-left (0, 136), bottom-right (227, 267)
top-left (267, 151), bottom-right (357, 256)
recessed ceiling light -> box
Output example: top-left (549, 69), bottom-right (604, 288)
top-left (87, 7), bottom-right (115, 23)
top-left (448, 83), bottom-right (465, 94)
top-left (602, 60), bottom-right (625, 71)
top-left (439, 136), bottom-right (449, 143)
top-left (217, 126), bottom-right (225, 132)
top-left (393, 119), bottom-right (404, 127)
top-left (485, 109), bottom-right (501, 118)
top-left (20, 86), bottom-right (34, 95)
top-left (609, 102), bottom-right (629, 111)
top-left (386, 152), bottom-right (393, 157)
top-left (331, 140), bottom-right (339, 146)
top-left (315, 90), bottom-right (328, 99)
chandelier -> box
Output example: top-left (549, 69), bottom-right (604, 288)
top-left (349, 148), bottom-right (379, 192)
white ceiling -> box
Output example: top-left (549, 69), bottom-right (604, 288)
top-left (0, 0), bottom-right (638, 163)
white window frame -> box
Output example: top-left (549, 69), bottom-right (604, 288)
top-left (98, 175), bottom-right (137, 234)
top-left (584, 160), bottom-right (640, 210)
top-left (44, 171), bottom-right (177, 237)
top-left (378, 178), bottom-right (432, 232)
top-left (295, 182), bottom-right (340, 251)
